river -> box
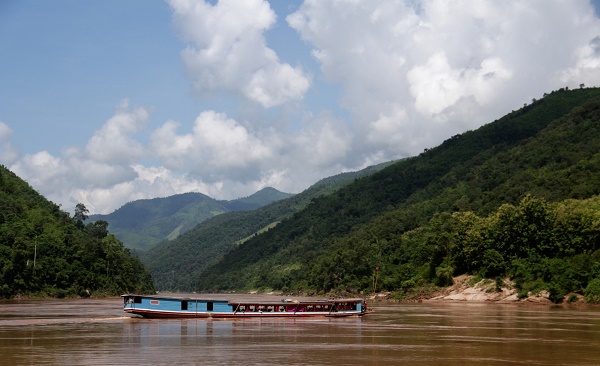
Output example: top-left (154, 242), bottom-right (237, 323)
top-left (1, 297), bottom-right (599, 365)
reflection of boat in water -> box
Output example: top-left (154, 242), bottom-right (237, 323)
top-left (122, 294), bottom-right (369, 318)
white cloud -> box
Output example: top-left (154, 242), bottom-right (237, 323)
top-left (0, 122), bottom-right (18, 165)
top-left (7, 102), bottom-right (155, 214)
top-left (169, 0), bottom-right (310, 108)
top-left (85, 99), bottom-right (149, 164)
top-left (72, 164), bottom-right (212, 214)
top-left (6, 0), bottom-right (600, 216)
top-left (367, 106), bottom-right (408, 147)
top-left (8, 102), bottom-right (295, 214)
top-left (11, 151), bottom-right (68, 189)
top-left (150, 120), bottom-right (194, 170)
top-left (191, 111), bottom-right (272, 166)
top-left (407, 52), bottom-right (512, 116)
top-left (561, 35), bottom-right (600, 85)
top-left (293, 111), bottom-right (352, 168)
top-left (9, 149), bottom-right (141, 214)
top-left (289, 0), bottom-right (600, 156)
top-left (152, 110), bottom-right (277, 183)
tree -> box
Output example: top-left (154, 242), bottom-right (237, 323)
top-left (74, 203), bottom-right (89, 226)
top-left (584, 278), bottom-right (600, 303)
top-left (87, 220), bottom-right (109, 240)
top-left (450, 211), bottom-right (487, 274)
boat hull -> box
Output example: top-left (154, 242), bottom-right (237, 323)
top-left (122, 295), bottom-right (368, 319)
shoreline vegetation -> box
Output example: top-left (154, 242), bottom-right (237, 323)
top-left (6, 276), bottom-right (600, 308)
top-left (370, 275), bottom-right (579, 305)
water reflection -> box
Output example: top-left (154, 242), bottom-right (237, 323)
top-left (1, 299), bottom-right (599, 365)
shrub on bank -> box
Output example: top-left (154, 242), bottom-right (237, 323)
top-left (585, 278), bottom-right (600, 303)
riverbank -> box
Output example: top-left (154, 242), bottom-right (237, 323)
top-left (368, 275), bottom-right (586, 305)
top-left (427, 275), bottom-right (557, 304)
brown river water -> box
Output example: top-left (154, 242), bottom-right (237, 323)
top-left (1, 296), bottom-right (599, 365)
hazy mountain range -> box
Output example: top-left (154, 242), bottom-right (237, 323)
top-left (89, 187), bottom-right (294, 252)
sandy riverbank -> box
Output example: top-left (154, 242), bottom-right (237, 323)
top-left (368, 275), bottom-right (585, 305)
top-left (427, 275), bottom-right (556, 304)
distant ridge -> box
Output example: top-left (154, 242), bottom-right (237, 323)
top-left (142, 160), bottom-right (396, 291)
top-left (90, 187), bottom-right (293, 252)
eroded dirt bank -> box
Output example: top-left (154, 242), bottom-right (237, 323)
top-left (368, 275), bottom-right (585, 305)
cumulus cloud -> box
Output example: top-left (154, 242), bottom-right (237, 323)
top-left (169, 0), bottom-right (310, 107)
top-left (191, 111), bottom-right (273, 170)
top-left (11, 151), bottom-right (68, 189)
top-left (366, 106), bottom-right (409, 148)
top-left (70, 165), bottom-right (212, 214)
top-left (8, 102), bottom-right (296, 214)
top-left (7, 101), bottom-right (158, 213)
top-left (292, 111), bottom-right (352, 168)
top-left (149, 120), bottom-right (194, 170)
top-left (151, 110), bottom-right (277, 183)
top-left (288, 0), bottom-right (600, 157)
top-left (85, 99), bottom-right (149, 164)
top-left (0, 122), bottom-right (18, 165)
top-left (6, 0), bottom-right (600, 215)
top-left (561, 35), bottom-right (600, 85)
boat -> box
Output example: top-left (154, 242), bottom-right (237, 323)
top-left (122, 294), bottom-right (369, 318)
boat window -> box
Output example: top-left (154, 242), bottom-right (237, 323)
top-left (181, 301), bottom-right (188, 311)
top-left (134, 296), bottom-right (142, 304)
top-left (207, 302), bottom-right (213, 311)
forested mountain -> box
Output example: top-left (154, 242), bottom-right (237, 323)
top-left (221, 187), bottom-right (294, 210)
top-left (90, 187), bottom-right (293, 252)
top-left (0, 165), bottom-right (154, 298)
top-left (196, 87), bottom-right (600, 303)
top-left (143, 160), bottom-right (396, 290)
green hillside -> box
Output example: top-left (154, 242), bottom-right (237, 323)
top-left (222, 187), bottom-right (295, 210)
top-left (143, 160), bottom-right (395, 291)
top-left (0, 166), bottom-right (154, 298)
top-left (196, 87), bottom-right (600, 303)
top-left (90, 188), bottom-right (293, 252)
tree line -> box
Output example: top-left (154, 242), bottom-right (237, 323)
top-left (0, 166), bottom-right (154, 298)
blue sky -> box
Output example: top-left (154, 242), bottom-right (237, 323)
top-left (2, 0), bottom-right (600, 214)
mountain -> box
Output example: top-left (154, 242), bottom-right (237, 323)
top-left (90, 187), bottom-right (293, 252)
top-left (0, 165), bottom-right (154, 298)
top-left (142, 160), bottom-right (396, 291)
top-left (194, 87), bottom-right (600, 302)
top-left (222, 187), bottom-right (295, 211)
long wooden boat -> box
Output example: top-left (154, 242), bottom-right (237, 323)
top-left (122, 294), bottom-right (369, 318)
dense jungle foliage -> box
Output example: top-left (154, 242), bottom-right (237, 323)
top-left (196, 87), bottom-right (600, 303)
top-left (144, 161), bottom-right (396, 291)
top-left (0, 166), bottom-right (155, 298)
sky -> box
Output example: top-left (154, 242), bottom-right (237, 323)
top-left (2, 0), bottom-right (600, 215)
